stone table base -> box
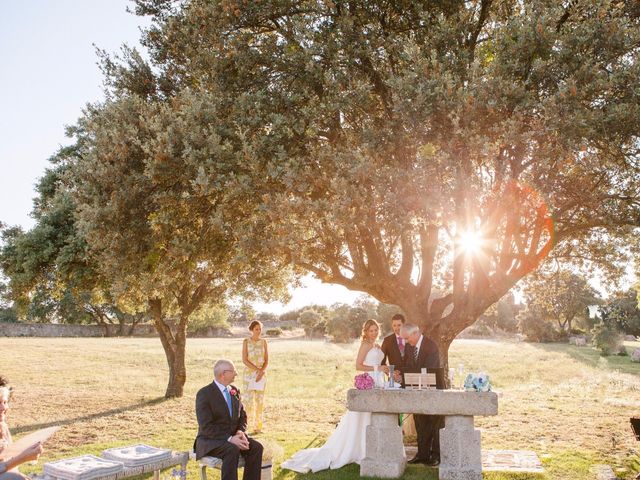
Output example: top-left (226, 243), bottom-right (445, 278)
top-left (439, 415), bottom-right (481, 480)
top-left (360, 412), bottom-right (406, 478)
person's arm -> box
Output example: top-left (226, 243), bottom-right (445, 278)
top-left (380, 336), bottom-right (389, 365)
top-left (195, 388), bottom-right (229, 442)
top-left (255, 340), bottom-right (268, 381)
top-left (0, 442), bottom-right (43, 473)
top-left (242, 339), bottom-right (259, 371)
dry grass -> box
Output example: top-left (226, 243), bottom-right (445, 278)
top-left (1, 337), bottom-right (640, 479)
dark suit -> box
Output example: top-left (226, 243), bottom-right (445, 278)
top-left (404, 336), bottom-right (444, 462)
top-left (381, 332), bottom-right (405, 371)
top-left (194, 382), bottom-right (263, 480)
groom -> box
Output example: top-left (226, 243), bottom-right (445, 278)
top-left (381, 313), bottom-right (406, 374)
top-left (194, 359), bottom-right (263, 480)
top-left (401, 323), bottom-right (444, 467)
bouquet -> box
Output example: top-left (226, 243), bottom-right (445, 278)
top-left (463, 372), bottom-right (491, 392)
top-left (354, 373), bottom-right (374, 390)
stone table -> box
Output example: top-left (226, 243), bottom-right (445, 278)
top-left (347, 389), bottom-right (498, 480)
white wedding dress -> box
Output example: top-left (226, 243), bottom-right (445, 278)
top-left (281, 346), bottom-right (388, 473)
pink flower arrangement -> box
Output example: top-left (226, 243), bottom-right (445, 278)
top-left (354, 373), bottom-right (374, 390)
top-left (229, 387), bottom-right (239, 398)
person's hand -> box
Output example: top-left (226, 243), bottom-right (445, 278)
top-left (20, 442), bottom-right (43, 463)
top-left (379, 365), bottom-right (389, 375)
top-left (229, 432), bottom-right (249, 450)
top-left (255, 370), bottom-right (265, 382)
top-left (393, 370), bottom-right (402, 382)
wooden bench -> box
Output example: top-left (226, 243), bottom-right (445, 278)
top-left (193, 452), bottom-right (272, 480)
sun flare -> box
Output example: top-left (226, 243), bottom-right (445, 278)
top-left (458, 229), bottom-right (482, 254)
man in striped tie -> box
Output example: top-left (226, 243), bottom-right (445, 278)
top-left (401, 323), bottom-right (443, 467)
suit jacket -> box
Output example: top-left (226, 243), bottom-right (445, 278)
top-left (194, 382), bottom-right (247, 459)
top-left (381, 333), bottom-right (404, 370)
top-left (403, 335), bottom-right (440, 373)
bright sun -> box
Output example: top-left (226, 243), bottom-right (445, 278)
top-left (458, 229), bottom-right (482, 254)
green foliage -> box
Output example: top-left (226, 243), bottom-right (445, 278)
top-left (107, 0), bottom-right (640, 357)
top-left (298, 309), bottom-right (327, 338)
top-left (520, 270), bottom-right (601, 334)
top-left (478, 292), bottom-right (522, 333)
top-left (326, 305), bottom-right (369, 343)
top-left (265, 328), bottom-right (283, 337)
top-left (187, 304), bottom-right (229, 335)
top-left (517, 305), bottom-right (566, 343)
top-left (592, 321), bottom-right (624, 356)
top-left (599, 289), bottom-right (640, 336)
top-left (0, 307), bottom-right (18, 323)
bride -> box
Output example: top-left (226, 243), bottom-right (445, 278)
top-left (281, 319), bottom-right (392, 473)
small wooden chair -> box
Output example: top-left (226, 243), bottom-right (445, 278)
top-left (404, 372), bottom-right (437, 390)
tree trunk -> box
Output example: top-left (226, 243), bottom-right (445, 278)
top-left (149, 298), bottom-right (187, 398)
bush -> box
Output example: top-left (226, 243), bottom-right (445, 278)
top-left (518, 311), bottom-right (564, 342)
top-left (298, 309), bottom-right (327, 338)
top-left (592, 321), bottom-right (624, 356)
top-left (326, 306), bottom-right (368, 343)
top-left (265, 328), bottom-right (282, 337)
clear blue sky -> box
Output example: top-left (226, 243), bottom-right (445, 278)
top-left (0, 0), bottom-right (148, 230)
top-left (0, 1), bottom-right (361, 312)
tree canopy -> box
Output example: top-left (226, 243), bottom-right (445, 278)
top-left (108, 0), bottom-right (639, 367)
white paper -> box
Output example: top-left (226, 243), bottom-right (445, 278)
top-left (2, 426), bottom-right (59, 458)
top-left (247, 374), bottom-right (266, 391)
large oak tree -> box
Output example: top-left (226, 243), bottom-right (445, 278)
top-left (120, 0), bottom-right (640, 369)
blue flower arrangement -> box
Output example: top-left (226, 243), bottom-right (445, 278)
top-left (463, 372), bottom-right (491, 392)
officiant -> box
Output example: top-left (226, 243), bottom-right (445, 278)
top-left (242, 320), bottom-right (269, 434)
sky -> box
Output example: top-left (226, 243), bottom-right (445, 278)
top-left (0, 0), bottom-right (361, 314)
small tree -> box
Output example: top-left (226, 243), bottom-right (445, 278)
top-left (520, 270), bottom-right (601, 334)
top-left (298, 309), bottom-right (326, 338)
top-left (599, 290), bottom-right (640, 337)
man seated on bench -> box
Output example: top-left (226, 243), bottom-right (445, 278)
top-left (194, 359), bottom-right (263, 480)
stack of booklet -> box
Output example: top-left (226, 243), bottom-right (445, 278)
top-left (44, 455), bottom-right (124, 480)
top-left (101, 444), bottom-right (172, 467)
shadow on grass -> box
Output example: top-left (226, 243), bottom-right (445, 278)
top-left (274, 463), bottom-right (544, 479)
top-left (13, 396), bottom-right (168, 434)
top-left (527, 342), bottom-right (640, 376)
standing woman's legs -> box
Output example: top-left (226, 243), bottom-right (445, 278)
top-left (253, 390), bottom-right (264, 432)
top-left (244, 388), bottom-right (256, 430)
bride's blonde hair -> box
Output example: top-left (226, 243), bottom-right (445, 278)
top-left (361, 319), bottom-right (380, 342)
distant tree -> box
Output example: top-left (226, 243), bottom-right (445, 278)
top-left (598, 289), bottom-right (640, 337)
top-left (478, 292), bottom-right (522, 333)
top-left (327, 304), bottom-right (369, 343)
top-left (376, 302), bottom-right (405, 334)
top-left (187, 304), bottom-right (229, 335)
top-left (298, 309), bottom-right (322, 337)
top-left (0, 166), bottom-right (146, 335)
top-left (520, 271), bottom-right (601, 334)
top-left (517, 304), bottom-right (564, 343)
top-left (255, 312), bottom-right (278, 324)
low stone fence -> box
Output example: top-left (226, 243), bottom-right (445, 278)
top-left (0, 322), bottom-right (158, 338)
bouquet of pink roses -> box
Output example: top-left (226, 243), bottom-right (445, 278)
top-left (354, 373), bottom-right (374, 390)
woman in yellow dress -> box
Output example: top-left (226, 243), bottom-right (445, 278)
top-left (242, 320), bottom-right (269, 433)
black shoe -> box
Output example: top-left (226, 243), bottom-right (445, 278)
top-left (407, 456), bottom-right (429, 464)
top-left (425, 457), bottom-right (440, 467)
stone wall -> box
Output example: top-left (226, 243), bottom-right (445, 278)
top-left (0, 322), bottom-right (158, 338)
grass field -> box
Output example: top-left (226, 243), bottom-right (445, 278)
top-left (2, 336), bottom-right (640, 479)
